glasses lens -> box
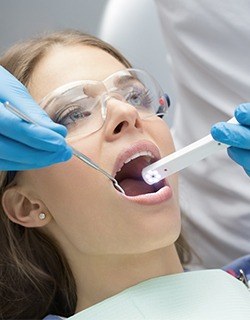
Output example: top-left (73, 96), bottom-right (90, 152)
top-left (40, 69), bottom-right (168, 139)
top-left (104, 69), bottom-right (168, 118)
top-left (41, 81), bottom-right (106, 140)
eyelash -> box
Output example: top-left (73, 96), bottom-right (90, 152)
top-left (125, 88), bottom-right (154, 107)
top-left (54, 105), bottom-right (89, 127)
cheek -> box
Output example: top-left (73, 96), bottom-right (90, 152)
top-left (27, 158), bottom-right (114, 250)
top-left (38, 134), bottom-right (104, 211)
top-left (150, 119), bottom-right (175, 154)
top-left (27, 154), bottom-right (103, 222)
top-left (37, 159), bottom-right (98, 197)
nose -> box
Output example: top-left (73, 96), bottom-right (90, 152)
top-left (103, 95), bottom-right (143, 141)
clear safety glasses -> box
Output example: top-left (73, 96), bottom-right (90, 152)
top-left (40, 68), bottom-right (170, 139)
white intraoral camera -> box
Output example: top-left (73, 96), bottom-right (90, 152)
top-left (142, 117), bottom-right (239, 185)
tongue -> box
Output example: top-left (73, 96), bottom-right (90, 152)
top-left (119, 178), bottom-right (155, 196)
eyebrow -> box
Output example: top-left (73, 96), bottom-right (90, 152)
top-left (115, 75), bottom-right (143, 87)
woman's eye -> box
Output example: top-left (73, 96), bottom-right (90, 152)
top-left (55, 105), bottom-right (91, 127)
top-left (127, 92), bottom-right (142, 106)
top-left (126, 89), bottom-right (152, 108)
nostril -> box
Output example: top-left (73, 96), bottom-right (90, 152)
top-left (113, 121), bottom-right (128, 134)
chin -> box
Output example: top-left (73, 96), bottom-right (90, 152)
top-left (119, 204), bottom-right (181, 254)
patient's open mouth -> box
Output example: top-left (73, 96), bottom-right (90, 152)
top-left (115, 153), bottom-right (165, 196)
top-left (113, 141), bottom-right (167, 197)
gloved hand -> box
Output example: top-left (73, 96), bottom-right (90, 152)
top-left (211, 103), bottom-right (250, 176)
top-left (0, 66), bottom-right (73, 170)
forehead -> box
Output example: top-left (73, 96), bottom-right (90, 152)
top-left (29, 45), bottom-right (126, 103)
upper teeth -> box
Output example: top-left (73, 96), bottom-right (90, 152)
top-left (124, 151), bottom-right (154, 164)
top-left (116, 151), bottom-right (155, 174)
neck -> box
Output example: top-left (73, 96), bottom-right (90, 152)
top-left (72, 245), bottom-right (183, 312)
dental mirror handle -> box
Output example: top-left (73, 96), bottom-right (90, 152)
top-left (142, 117), bottom-right (239, 185)
top-left (71, 147), bottom-right (125, 194)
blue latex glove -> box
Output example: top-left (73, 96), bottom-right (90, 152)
top-left (211, 103), bottom-right (250, 176)
top-left (0, 66), bottom-right (73, 170)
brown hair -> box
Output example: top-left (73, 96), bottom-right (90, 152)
top-left (0, 30), bottom-right (191, 319)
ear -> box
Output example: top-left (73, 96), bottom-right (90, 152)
top-left (1, 186), bottom-right (51, 227)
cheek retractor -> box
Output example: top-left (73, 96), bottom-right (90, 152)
top-left (142, 117), bottom-right (239, 185)
top-left (4, 102), bottom-right (125, 194)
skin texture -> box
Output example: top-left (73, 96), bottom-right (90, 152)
top-left (2, 45), bottom-right (183, 311)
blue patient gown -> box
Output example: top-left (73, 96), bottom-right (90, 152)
top-left (45, 269), bottom-right (250, 320)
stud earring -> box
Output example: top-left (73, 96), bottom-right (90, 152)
top-left (39, 212), bottom-right (46, 220)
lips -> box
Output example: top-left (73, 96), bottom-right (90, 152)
top-left (112, 140), bottom-right (169, 198)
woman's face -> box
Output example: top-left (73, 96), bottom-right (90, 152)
top-left (23, 45), bottom-right (181, 255)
